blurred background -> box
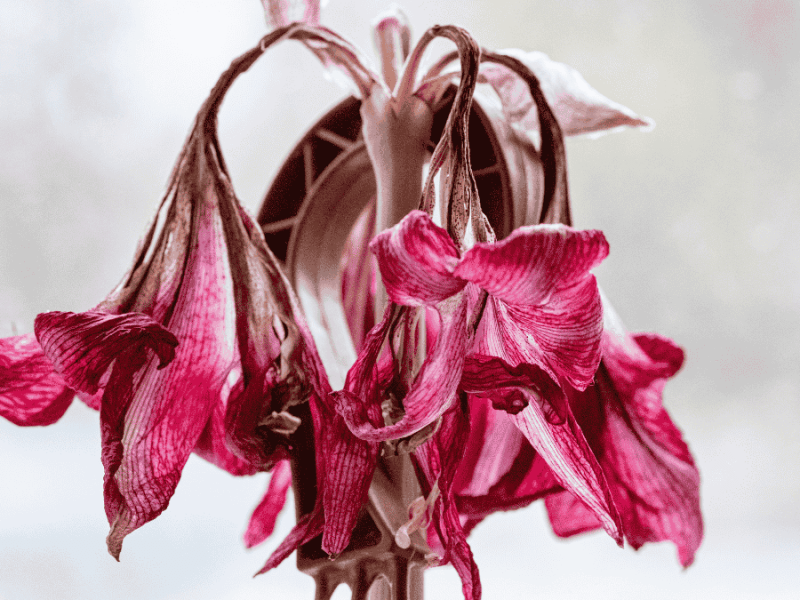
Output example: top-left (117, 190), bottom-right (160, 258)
top-left (1, 0), bottom-right (798, 598)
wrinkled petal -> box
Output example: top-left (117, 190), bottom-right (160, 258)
top-left (415, 401), bottom-right (481, 600)
top-left (554, 317), bottom-right (702, 566)
top-left (371, 210), bottom-right (464, 307)
top-left (244, 460), bottom-right (293, 548)
top-left (461, 354), bottom-right (566, 421)
top-left (34, 311), bottom-right (178, 395)
top-left (511, 396), bottom-right (623, 545)
top-left (461, 225), bottom-right (607, 388)
top-left (335, 297), bottom-right (468, 442)
top-left (484, 49), bottom-right (653, 141)
top-left (0, 333), bottom-right (74, 426)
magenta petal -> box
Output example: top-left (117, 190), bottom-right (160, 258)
top-left (244, 460), bottom-right (292, 548)
top-left (371, 210), bottom-right (465, 307)
top-left (34, 310), bottom-right (178, 395)
top-left (0, 333), bottom-right (74, 426)
top-left (194, 374), bottom-right (259, 477)
top-left (336, 297), bottom-right (468, 442)
top-left (510, 399), bottom-right (622, 545)
top-left (461, 354), bottom-right (566, 422)
top-left (415, 403), bottom-right (481, 600)
top-left (257, 508), bottom-right (325, 575)
top-left (461, 226), bottom-right (607, 389)
top-left (564, 327), bottom-right (702, 566)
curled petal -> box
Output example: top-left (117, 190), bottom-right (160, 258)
top-left (371, 211), bottom-right (464, 307)
top-left (511, 398), bottom-right (622, 545)
top-left (558, 325), bottom-right (702, 566)
top-left (34, 311), bottom-right (178, 395)
top-left (244, 460), bottom-right (293, 548)
top-left (461, 354), bottom-right (566, 422)
top-left (0, 333), bottom-right (74, 426)
top-left (462, 226), bottom-right (607, 388)
top-left (456, 225), bottom-right (607, 307)
top-left (336, 297), bottom-right (468, 442)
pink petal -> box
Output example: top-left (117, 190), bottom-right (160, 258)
top-left (244, 460), bottom-right (293, 548)
top-left (193, 373), bottom-right (259, 477)
top-left (0, 333), bottom-right (74, 426)
top-left (414, 404), bottom-right (481, 600)
top-left (461, 354), bottom-right (566, 421)
top-left (371, 211), bottom-right (465, 307)
top-left (461, 226), bottom-right (607, 389)
top-left (335, 298), bottom-right (468, 442)
top-left (491, 49), bottom-right (654, 138)
top-left (557, 327), bottom-right (702, 566)
top-left (510, 397), bottom-right (623, 545)
top-left (258, 509), bottom-right (324, 575)
top-left (34, 310), bottom-right (178, 396)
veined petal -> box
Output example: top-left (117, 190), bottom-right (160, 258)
top-left (244, 460), bottom-right (293, 548)
top-left (511, 397), bottom-right (622, 545)
top-left (559, 323), bottom-right (702, 567)
top-left (461, 354), bottom-right (566, 422)
top-left (461, 226), bottom-right (607, 388)
top-left (494, 49), bottom-right (654, 137)
top-left (451, 396), bottom-right (525, 497)
top-left (371, 210), bottom-right (464, 307)
top-left (34, 310), bottom-right (178, 395)
top-left (456, 225), bottom-right (607, 307)
top-left (0, 333), bottom-right (74, 426)
top-left (414, 402), bottom-right (481, 600)
top-left (336, 296), bottom-right (468, 442)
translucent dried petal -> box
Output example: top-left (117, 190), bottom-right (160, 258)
top-left (548, 316), bottom-right (703, 566)
top-left (483, 49), bottom-right (654, 141)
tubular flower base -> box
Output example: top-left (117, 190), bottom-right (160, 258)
top-left (0, 1), bottom-right (703, 599)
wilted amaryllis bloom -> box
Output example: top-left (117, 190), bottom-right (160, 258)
top-left (0, 23), bottom-right (345, 558)
top-left (323, 10), bottom-right (701, 600)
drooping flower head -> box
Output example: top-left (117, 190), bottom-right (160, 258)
top-left (0, 2), bottom-right (702, 598)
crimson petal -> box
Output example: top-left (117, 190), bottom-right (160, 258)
top-left (459, 225), bottom-right (607, 389)
top-left (0, 333), bottom-right (74, 426)
top-left (34, 311), bottom-right (178, 395)
top-left (244, 459), bottom-right (293, 548)
top-left (461, 354), bottom-right (566, 422)
top-left (510, 395), bottom-right (623, 545)
top-left (371, 210), bottom-right (465, 307)
top-left (553, 325), bottom-right (702, 566)
top-left (415, 401), bottom-right (481, 600)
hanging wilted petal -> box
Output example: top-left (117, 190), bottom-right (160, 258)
top-left (415, 400), bottom-right (481, 600)
top-left (546, 304), bottom-right (702, 566)
top-left (244, 459), bottom-right (293, 548)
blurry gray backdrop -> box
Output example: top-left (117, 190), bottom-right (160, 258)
top-left (1, 1), bottom-right (798, 598)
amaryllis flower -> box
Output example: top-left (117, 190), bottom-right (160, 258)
top-left (0, 22), bottom-right (341, 559)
